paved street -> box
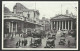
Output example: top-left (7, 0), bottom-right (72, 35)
top-left (4, 31), bottom-right (76, 48)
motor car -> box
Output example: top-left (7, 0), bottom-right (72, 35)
top-left (61, 33), bottom-right (66, 37)
top-left (59, 37), bottom-right (66, 45)
top-left (52, 34), bottom-right (56, 40)
top-left (61, 29), bottom-right (69, 34)
top-left (23, 33), bottom-right (28, 38)
top-left (30, 33), bottom-right (42, 48)
top-left (68, 30), bottom-right (76, 36)
top-left (45, 37), bottom-right (55, 48)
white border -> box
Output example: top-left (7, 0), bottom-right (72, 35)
top-left (2, 1), bottom-right (78, 50)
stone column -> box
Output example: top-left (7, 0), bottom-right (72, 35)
top-left (62, 21), bottom-right (63, 30)
top-left (11, 22), bottom-right (13, 33)
top-left (59, 21), bottom-right (61, 30)
top-left (71, 21), bottom-right (73, 30)
top-left (57, 21), bottom-right (58, 30)
top-left (9, 22), bottom-right (11, 33)
top-left (65, 21), bottom-right (66, 29)
top-left (16, 23), bottom-right (17, 33)
top-left (68, 20), bottom-right (69, 30)
top-left (11, 22), bottom-right (13, 37)
top-left (58, 21), bottom-right (59, 30)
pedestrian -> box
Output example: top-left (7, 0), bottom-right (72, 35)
top-left (68, 40), bottom-right (70, 47)
top-left (24, 39), bottom-right (26, 46)
top-left (25, 39), bottom-right (27, 46)
top-left (31, 38), bottom-right (32, 44)
top-left (21, 34), bottom-right (22, 37)
top-left (18, 39), bottom-right (21, 47)
top-left (16, 41), bottom-right (18, 48)
top-left (22, 40), bottom-right (24, 46)
top-left (52, 40), bottom-right (55, 48)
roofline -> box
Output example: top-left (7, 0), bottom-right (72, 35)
top-left (50, 14), bottom-right (76, 21)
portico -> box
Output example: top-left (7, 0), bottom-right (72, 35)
top-left (50, 15), bottom-right (76, 31)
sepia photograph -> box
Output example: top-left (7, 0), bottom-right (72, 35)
top-left (2, 1), bottom-right (78, 50)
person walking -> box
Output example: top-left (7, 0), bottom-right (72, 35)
top-left (24, 39), bottom-right (26, 46)
top-left (18, 39), bottom-right (21, 47)
top-left (21, 34), bottom-right (22, 37)
top-left (22, 40), bottom-right (24, 46)
top-left (68, 40), bottom-right (70, 47)
top-left (25, 39), bottom-right (27, 46)
top-left (16, 41), bottom-right (18, 48)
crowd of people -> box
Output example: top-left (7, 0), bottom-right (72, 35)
top-left (16, 39), bottom-right (27, 48)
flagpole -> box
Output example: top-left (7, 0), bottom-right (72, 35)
top-left (61, 4), bottom-right (62, 15)
top-left (35, 2), bottom-right (36, 10)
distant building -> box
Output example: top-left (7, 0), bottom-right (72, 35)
top-left (41, 17), bottom-right (51, 32)
top-left (50, 10), bottom-right (76, 31)
top-left (4, 3), bottom-right (43, 36)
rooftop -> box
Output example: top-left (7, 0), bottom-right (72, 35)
top-left (4, 7), bottom-right (12, 15)
top-left (51, 14), bottom-right (76, 20)
top-left (13, 3), bottom-right (40, 15)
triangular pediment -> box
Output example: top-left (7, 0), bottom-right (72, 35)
top-left (51, 15), bottom-right (75, 20)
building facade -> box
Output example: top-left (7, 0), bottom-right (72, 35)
top-left (41, 17), bottom-right (51, 32)
top-left (50, 10), bottom-right (76, 31)
top-left (4, 3), bottom-right (43, 37)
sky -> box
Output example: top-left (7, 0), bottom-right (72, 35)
top-left (2, 1), bottom-right (78, 19)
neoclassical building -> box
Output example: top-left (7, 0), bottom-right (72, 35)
top-left (4, 3), bottom-right (43, 37)
top-left (41, 17), bottom-right (51, 31)
top-left (50, 10), bottom-right (76, 31)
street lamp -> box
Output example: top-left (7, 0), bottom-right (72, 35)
top-left (23, 16), bottom-right (27, 39)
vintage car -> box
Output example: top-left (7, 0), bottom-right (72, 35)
top-left (23, 33), bottom-right (28, 38)
top-left (59, 37), bottom-right (66, 45)
top-left (61, 33), bottom-right (66, 37)
top-left (61, 29), bottom-right (69, 34)
top-left (30, 33), bottom-right (42, 48)
top-left (52, 34), bottom-right (56, 40)
top-left (68, 30), bottom-right (76, 37)
top-left (45, 37), bottom-right (55, 48)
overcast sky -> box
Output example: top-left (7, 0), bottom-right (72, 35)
top-left (2, 1), bottom-right (78, 19)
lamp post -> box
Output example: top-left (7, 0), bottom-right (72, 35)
top-left (23, 16), bottom-right (26, 39)
top-left (24, 17), bottom-right (26, 32)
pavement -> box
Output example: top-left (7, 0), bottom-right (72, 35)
top-left (4, 31), bottom-right (76, 48)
